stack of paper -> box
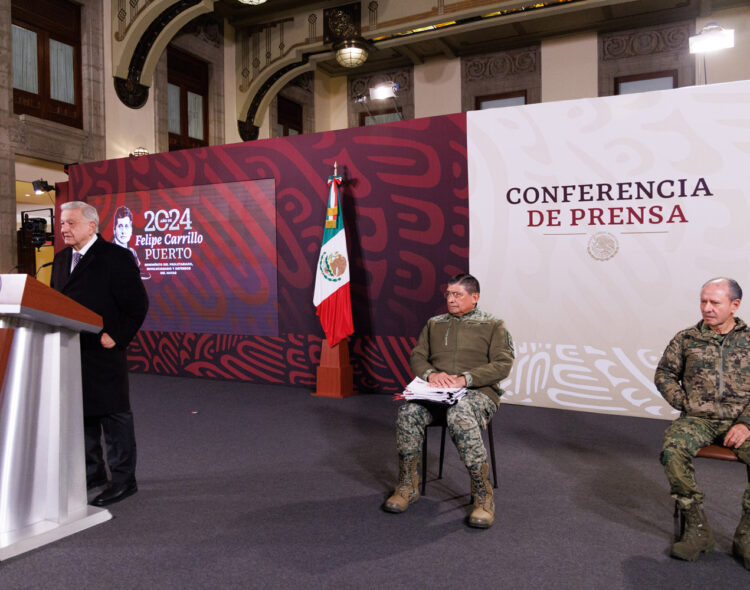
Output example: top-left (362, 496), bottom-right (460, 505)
top-left (394, 377), bottom-right (467, 405)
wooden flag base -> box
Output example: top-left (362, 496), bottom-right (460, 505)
top-left (313, 338), bottom-right (354, 398)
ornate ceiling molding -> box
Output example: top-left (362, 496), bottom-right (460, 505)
top-left (238, 56), bottom-right (314, 141)
top-left (602, 22), bottom-right (690, 60)
top-left (112, 0), bottom-right (215, 108)
top-left (464, 48), bottom-right (538, 81)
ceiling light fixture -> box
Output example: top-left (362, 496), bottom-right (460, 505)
top-left (325, 4), bottom-right (368, 69)
top-left (238, 0), bottom-right (268, 5)
top-left (335, 39), bottom-right (368, 68)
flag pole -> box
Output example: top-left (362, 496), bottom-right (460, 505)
top-left (312, 161), bottom-right (354, 398)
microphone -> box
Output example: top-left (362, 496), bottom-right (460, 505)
top-left (35, 262), bottom-right (53, 278)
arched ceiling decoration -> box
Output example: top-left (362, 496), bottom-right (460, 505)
top-left (112, 0), bottom-right (741, 134)
top-left (112, 0), bottom-right (215, 108)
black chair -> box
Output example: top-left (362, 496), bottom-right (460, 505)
top-left (421, 413), bottom-right (497, 495)
top-left (673, 444), bottom-right (750, 538)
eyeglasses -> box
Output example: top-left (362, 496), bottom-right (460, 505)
top-left (443, 290), bottom-right (467, 300)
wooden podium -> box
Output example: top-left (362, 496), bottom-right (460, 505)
top-left (0, 274), bottom-right (112, 561)
top-left (313, 339), bottom-right (354, 398)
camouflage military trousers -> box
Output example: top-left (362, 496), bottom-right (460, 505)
top-left (395, 391), bottom-right (497, 469)
top-left (660, 416), bottom-right (750, 510)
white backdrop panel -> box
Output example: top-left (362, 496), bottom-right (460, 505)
top-left (468, 80), bottom-right (750, 419)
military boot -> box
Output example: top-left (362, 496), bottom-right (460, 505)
top-left (383, 454), bottom-right (420, 513)
top-left (671, 503), bottom-right (715, 561)
top-left (467, 462), bottom-right (494, 528)
top-left (732, 509), bottom-right (750, 569)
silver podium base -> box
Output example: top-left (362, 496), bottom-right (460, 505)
top-left (0, 308), bottom-right (113, 562)
top-left (0, 505), bottom-right (111, 561)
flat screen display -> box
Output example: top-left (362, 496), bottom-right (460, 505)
top-left (88, 179), bottom-right (278, 336)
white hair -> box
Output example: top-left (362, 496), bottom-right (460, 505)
top-left (703, 277), bottom-right (743, 301)
top-left (61, 201), bottom-right (99, 231)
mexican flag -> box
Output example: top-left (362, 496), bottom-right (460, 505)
top-left (313, 169), bottom-right (354, 347)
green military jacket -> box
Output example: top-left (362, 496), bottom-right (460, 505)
top-left (410, 307), bottom-right (515, 406)
top-left (655, 317), bottom-right (750, 425)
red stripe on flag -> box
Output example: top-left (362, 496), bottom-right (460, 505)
top-left (316, 283), bottom-right (354, 347)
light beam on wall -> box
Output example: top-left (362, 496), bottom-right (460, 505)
top-left (369, 82), bottom-right (398, 100)
top-left (689, 22), bottom-right (735, 54)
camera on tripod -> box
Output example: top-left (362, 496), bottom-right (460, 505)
top-left (22, 216), bottom-right (51, 248)
top-left (17, 207), bottom-right (55, 277)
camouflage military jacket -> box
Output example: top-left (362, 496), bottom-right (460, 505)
top-left (655, 318), bottom-right (750, 425)
top-left (410, 307), bottom-right (515, 406)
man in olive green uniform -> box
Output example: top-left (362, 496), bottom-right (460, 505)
top-left (383, 273), bottom-right (514, 528)
top-left (655, 277), bottom-right (750, 567)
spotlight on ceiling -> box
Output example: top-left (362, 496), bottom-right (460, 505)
top-left (689, 22), bottom-right (735, 54)
top-left (32, 180), bottom-right (54, 195)
top-left (335, 39), bottom-right (368, 68)
top-left (238, 0), bottom-right (268, 5)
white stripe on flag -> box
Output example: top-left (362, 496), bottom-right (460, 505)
top-left (313, 229), bottom-right (350, 307)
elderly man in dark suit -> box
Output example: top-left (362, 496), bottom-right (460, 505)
top-left (51, 201), bottom-right (149, 507)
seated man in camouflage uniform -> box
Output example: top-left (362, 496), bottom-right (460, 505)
top-left (655, 277), bottom-right (750, 567)
top-left (383, 273), bottom-right (515, 528)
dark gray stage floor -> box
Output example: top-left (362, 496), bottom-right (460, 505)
top-left (1, 373), bottom-right (749, 588)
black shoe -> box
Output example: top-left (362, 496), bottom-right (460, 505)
top-left (87, 477), bottom-right (108, 491)
top-left (91, 481), bottom-right (138, 507)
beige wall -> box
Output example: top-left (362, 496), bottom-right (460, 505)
top-left (696, 6), bottom-right (750, 85)
top-left (256, 108), bottom-right (271, 140)
top-left (314, 71), bottom-right (348, 133)
top-left (414, 57), bottom-right (461, 119)
top-left (541, 32), bottom-right (598, 103)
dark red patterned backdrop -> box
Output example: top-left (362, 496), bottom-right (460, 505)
top-left (68, 114), bottom-right (469, 393)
